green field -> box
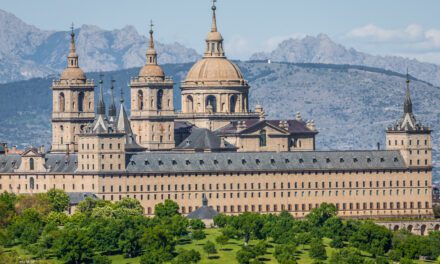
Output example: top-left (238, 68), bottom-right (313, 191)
top-left (4, 228), bottom-right (437, 264)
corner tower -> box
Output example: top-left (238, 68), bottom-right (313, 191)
top-left (178, 1), bottom-right (258, 130)
top-left (386, 73), bottom-right (432, 168)
top-left (51, 25), bottom-right (95, 153)
top-left (130, 22), bottom-right (175, 150)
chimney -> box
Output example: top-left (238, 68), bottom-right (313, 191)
top-left (66, 144), bottom-right (70, 157)
top-left (295, 112), bottom-right (302, 121)
top-left (12, 145), bottom-right (17, 153)
top-left (377, 142), bottom-right (381, 150)
top-left (237, 121), bottom-right (247, 131)
top-left (306, 120), bottom-right (316, 131)
top-left (39, 145), bottom-right (45, 154)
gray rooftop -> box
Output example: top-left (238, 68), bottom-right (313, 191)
top-left (67, 192), bottom-right (98, 205)
top-left (0, 150), bottom-right (408, 174)
top-left (176, 128), bottom-right (236, 151)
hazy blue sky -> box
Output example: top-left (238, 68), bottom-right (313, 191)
top-left (2, 0), bottom-right (440, 63)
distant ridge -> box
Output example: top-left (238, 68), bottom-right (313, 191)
top-left (250, 34), bottom-right (440, 86)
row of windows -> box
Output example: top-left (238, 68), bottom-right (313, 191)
top-left (101, 179), bottom-right (429, 193)
top-left (389, 139), bottom-right (429, 146)
top-left (1, 183), bottom-right (94, 191)
top-left (81, 143), bottom-right (122, 150)
top-left (99, 189), bottom-right (428, 201)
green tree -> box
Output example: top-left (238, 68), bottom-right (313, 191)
top-left (236, 248), bottom-right (255, 264)
top-left (7, 208), bottom-right (44, 245)
top-left (54, 226), bottom-right (94, 264)
top-left (309, 238), bottom-right (327, 260)
top-left (274, 244), bottom-right (297, 264)
top-left (155, 199), bottom-right (180, 218)
top-left (115, 197), bottom-right (144, 215)
top-left (92, 255), bottom-right (111, 264)
top-left (203, 241), bottom-right (217, 258)
top-left (306, 203), bottom-right (337, 227)
top-left (330, 236), bottom-right (344, 248)
top-left (140, 248), bottom-right (173, 264)
top-left (296, 232), bottom-right (312, 249)
top-left (141, 226), bottom-right (175, 262)
top-left (329, 247), bottom-right (365, 264)
top-left (192, 230), bottom-right (206, 240)
top-left (399, 258), bottom-right (414, 264)
top-left (189, 219), bottom-right (206, 230)
top-left (47, 189), bottom-right (69, 212)
top-left (213, 213), bottom-right (229, 227)
top-left (215, 234), bottom-right (229, 248)
top-left (172, 249), bottom-right (201, 264)
top-left (434, 205), bottom-right (440, 218)
top-left (349, 221), bottom-right (392, 256)
top-left (0, 192), bottom-right (17, 227)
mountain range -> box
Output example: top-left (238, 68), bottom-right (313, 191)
top-left (0, 9), bottom-right (199, 83)
top-left (250, 34), bottom-right (440, 86)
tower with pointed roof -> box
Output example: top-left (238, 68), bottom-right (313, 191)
top-left (130, 21), bottom-right (176, 150)
top-left (386, 72), bottom-right (432, 168)
top-left (178, 1), bottom-right (258, 130)
top-left (51, 25), bottom-right (95, 153)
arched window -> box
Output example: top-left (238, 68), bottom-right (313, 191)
top-left (157, 89), bottom-right (163, 110)
top-left (30, 177), bottom-right (35, 189)
top-left (59, 93), bottom-right (65, 112)
top-left (187, 95), bottom-right (194, 112)
top-left (137, 90), bottom-right (144, 110)
top-left (230, 95), bottom-right (237, 113)
top-left (206, 95), bottom-right (217, 113)
top-left (29, 158), bottom-right (35, 171)
top-left (78, 92), bottom-right (84, 112)
top-left (259, 130), bottom-right (267, 147)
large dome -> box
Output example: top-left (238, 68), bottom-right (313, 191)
top-left (60, 67), bottom-right (86, 81)
top-left (139, 64), bottom-right (165, 79)
top-left (184, 57), bottom-right (244, 85)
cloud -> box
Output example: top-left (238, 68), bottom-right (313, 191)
top-left (347, 24), bottom-right (423, 42)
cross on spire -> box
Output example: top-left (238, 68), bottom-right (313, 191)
top-left (70, 22), bottom-right (74, 35)
top-left (212, 0), bottom-right (217, 9)
top-left (149, 20), bottom-right (154, 34)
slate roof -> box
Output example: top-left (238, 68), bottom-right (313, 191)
top-left (175, 128), bottom-right (236, 151)
top-left (67, 192), bottom-right (99, 205)
top-left (187, 196), bottom-right (219, 220)
top-left (215, 119), bottom-right (317, 136)
top-left (1, 150), bottom-right (408, 174)
top-left (126, 150), bottom-right (406, 173)
top-left (0, 153), bottom-right (77, 173)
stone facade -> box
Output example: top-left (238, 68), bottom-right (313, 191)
top-left (0, 2), bottom-right (435, 223)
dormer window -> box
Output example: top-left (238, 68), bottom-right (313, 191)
top-left (242, 159), bottom-right (246, 165)
top-left (394, 157), bottom-right (399, 162)
top-left (213, 159), bottom-right (218, 165)
top-left (255, 159), bottom-right (260, 165)
top-left (144, 160), bottom-right (149, 166)
top-left (130, 160), bottom-right (135, 165)
top-left (353, 158), bottom-right (358, 163)
top-left (186, 160), bottom-right (190, 165)
top-left (380, 158), bottom-right (385, 162)
top-left (227, 159), bottom-right (232, 165)
top-left (158, 160), bottom-right (163, 166)
top-left (340, 158), bottom-right (344, 163)
top-left (299, 159), bottom-right (304, 163)
top-left (326, 158), bottom-right (330, 163)
top-left (312, 158), bottom-right (317, 163)
top-left (367, 157), bottom-right (371, 163)
top-left (199, 160), bottom-right (204, 165)
top-left (285, 159), bottom-right (290, 163)
top-left (270, 158), bottom-right (275, 164)
top-left (172, 160), bottom-right (177, 165)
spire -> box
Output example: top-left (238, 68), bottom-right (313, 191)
top-left (67, 23), bottom-right (79, 68)
top-left (204, 0), bottom-right (225, 57)
top-left (97, 74), bottom-right (106, 115)
top-left (211, 0), bottom-right (218, 32)
top-left (404, 68), bottom-right (413, 114)
top-left (108, 79), bottom-right (117, 117)
top-left (146, 20), bottom-right (158, 65)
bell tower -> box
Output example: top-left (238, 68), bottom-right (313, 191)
top-left (51, 24), bottom-right (95, 153)
top-left (386, 72), bottom-right (432, 168)
top-left (130, 21), bottom-right (175, 150)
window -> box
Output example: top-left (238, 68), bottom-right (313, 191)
top-left (186, 95), bottom-right (194, 112)
top-left (137, 90), bottom-right (144, 110)
top-left (29, 158), bottom-right (35, 171)
top-left (59, 93), bottom-right (65, 112)
top-left (29, 177), bottom-right (35, 190)
top-left (157, 89), bottom-right (163, 110)
top-left (259, 130), bottom-right (267, 147)
top-left (206, 95), bottom-right (217, 112)
top-left (230, 95), bottom-right (237, 113)
top-left (78, 92), bottom-right (85, 112)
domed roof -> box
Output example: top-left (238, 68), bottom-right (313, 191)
top-left (60, 67), bottom-right (86, 81)
top-left (139, 64), bottom-right (165, 78)
top-left (184, 57), bottom-right (244, 84)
